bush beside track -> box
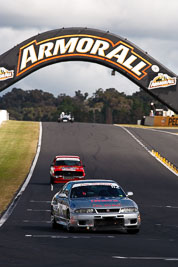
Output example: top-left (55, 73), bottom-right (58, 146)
top-left (0, 120), bottom-right (39, 216)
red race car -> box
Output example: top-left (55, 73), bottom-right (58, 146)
top-left (50, 155), bottom-right (85, 184)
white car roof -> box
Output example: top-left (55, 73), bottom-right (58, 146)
top-left (72, 179), bottom-right (115, 183)
top-left (55, 155), bottom-right (80, 161)
top-left (56, 157), bottom-right (80, 161)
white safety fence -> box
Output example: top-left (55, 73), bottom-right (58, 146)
top-left (0, 110), bottom-right (9, 125)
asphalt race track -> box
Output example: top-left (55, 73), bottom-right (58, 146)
top-left (1, 122), bottom-right (178, 267)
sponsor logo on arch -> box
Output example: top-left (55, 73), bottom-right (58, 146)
top-left (16, 34), bottom-right (152, 80)
top-left (0, 67), bottom-right (14, 81)
top-left (148, 73), bottom-right (176, 89)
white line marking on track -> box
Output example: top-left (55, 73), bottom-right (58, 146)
top-left (113, 256), bottom-right (178, 261)
top-left (165, 205), bottom-right (178, 208)
top-left (119, 126), bottom-right (150, 152)
top-left (25, 235), bottom-right (69, 239)
top-left (25, 234), bottom-right (115, 239)
top-left (0, 122), bottom-right (42, 227)
top-left (118, 126), bottom-right (178, 177)
top-left (155, 205), bottom-right (178, 209)
top-left (23, 220), bottom-right (51, 223)
top-left (144, 128), bottom-right (178, 136)
top-left (30, 200), bottom-right (51, 203)
top-left (151, 152), bottom-right (178, 176)
top-left (27, 209), bottom-right (50, 212)
top-left (141, 205), bottom-right (178, 209)
top-left (25, 234), bottom-right (176, 242)
top-left (155, 223), bottom-right (178, 228)
top-left (51, 184), bottom-right (53, 191)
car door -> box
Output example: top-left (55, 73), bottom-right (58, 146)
top-left (61, 183), bottom-right (72, 220)
top-left (57, 186), bottom-right (67, 219)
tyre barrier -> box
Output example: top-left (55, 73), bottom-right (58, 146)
top-left (151, 150), bottom-right (178, 175)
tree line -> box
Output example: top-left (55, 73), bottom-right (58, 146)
top-left (0, 87), bottom-right (164, 124)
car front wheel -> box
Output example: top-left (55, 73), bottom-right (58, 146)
top-left (50, 176), bottom-right (54, 184)
top-left (51, 215), bottom-right (58, 229)
top-left (66, 210), bottom-right (75, 232)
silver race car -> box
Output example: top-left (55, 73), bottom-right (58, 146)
top-left (51, 180), bottom-right (141, 233)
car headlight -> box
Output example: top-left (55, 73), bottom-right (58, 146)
top-left (74, 208), bottom-right (95, 214)
top-left (120, 207), bottom-right (138, 213)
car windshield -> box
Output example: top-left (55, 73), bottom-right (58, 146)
top-left (55, 160), bottom-right (81, 166)
top-left (70, 184), bottom-right (126, 198)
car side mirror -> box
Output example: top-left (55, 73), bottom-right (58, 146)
top-left (127, 192), bottom-right (133, 197)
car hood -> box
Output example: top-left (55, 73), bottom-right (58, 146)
top-left (70, 197), bottom-right (137, 209)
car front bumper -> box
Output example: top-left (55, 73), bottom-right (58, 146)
top-left (69, 212), bottom-right (141, 230)
top-left (51, 176), bottom-right (85, 184)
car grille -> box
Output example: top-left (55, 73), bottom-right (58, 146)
top-left (54, 171), bottom-right (84, 177)
top-left (94, 217), bottom-right (124, 227)
top-left (96, 209), bottom-right (120, 213)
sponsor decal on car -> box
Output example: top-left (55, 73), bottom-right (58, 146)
top-left (17, 34), bottom-right (152, 80)
top-left (91, 199), bottom-right (119, 202)
top-left (148, 73), bottom-right (176, 89)
top-left (62, 167), bottom-right (76, 171)
top-left (92, 204), bottom-right (121, 207)
top-left (0, 67), bottom-right (14, 81)
top-left (72, 183), bottom-right (119, 188)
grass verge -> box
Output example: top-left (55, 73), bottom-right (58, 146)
top-left (0, 120), bottom-right (39, 216)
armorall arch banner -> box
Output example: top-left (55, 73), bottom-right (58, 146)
top-left (0, 27), bottom-right (178, 113)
